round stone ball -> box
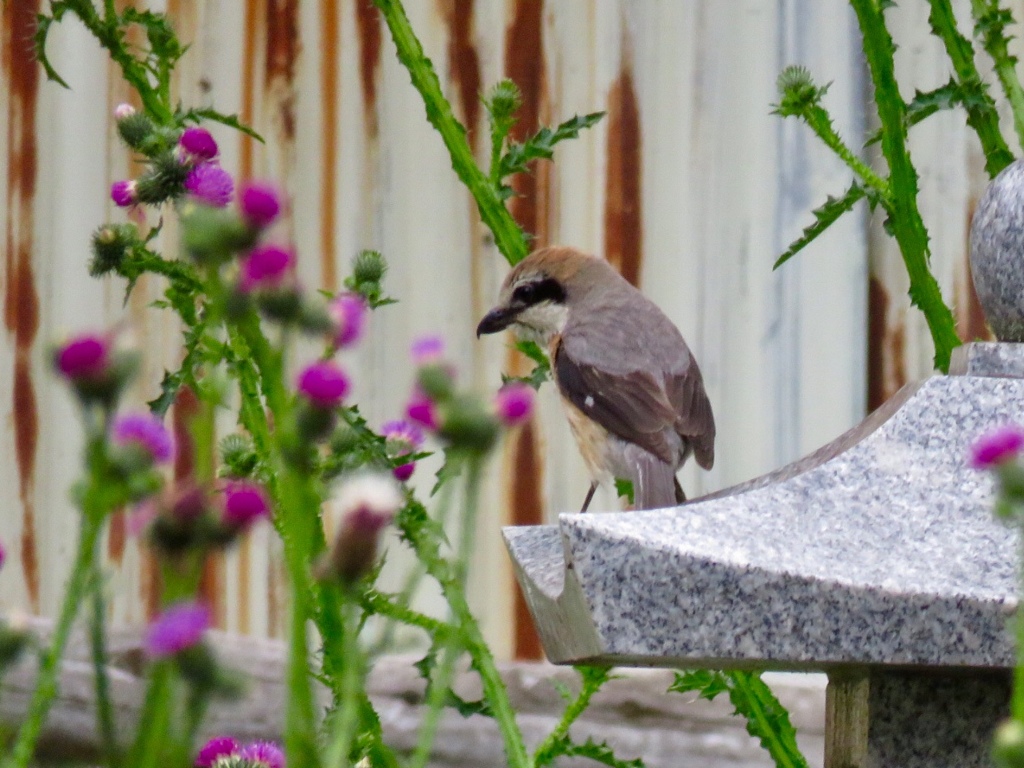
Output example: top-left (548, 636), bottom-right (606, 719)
top-left (971, 159), bottom-right (1024, 341)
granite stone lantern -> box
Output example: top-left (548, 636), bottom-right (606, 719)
top-left (503, 161), bottom-right (1024, 768)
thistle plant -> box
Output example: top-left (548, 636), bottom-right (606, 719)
top-left (1, 3), bottom-right (817, 768)
top-left (773, 0), bottom-right (1024, 373)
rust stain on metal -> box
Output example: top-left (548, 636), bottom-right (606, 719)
top-left (504, 0), bottom-right (548, 657)
top-left (107, 511), bottom-right (126, 565)
top-left (509, 419), bottom-right (544, 659)
top-left (604, 66), bottom-right (643, 287)
top-left (504, 0), bottom-right (548, 246)
top-left (3, 0), bottom-right (42, 608)
top-left (237, 537), bottom-right (251, 633)
top-left (956, 201), bottom-right (992, 342)
top-left (239, 0), bottom-right (260, 179)
top-left (441, 0), bottom-right (482, 149)
top-left (264, 0), bottom-right (301, 142)
top-left (355, 0), bottom-right (382, 135)
top-left (867, 276), bottom-right (907, 412)
top-left (319, 0), bottom-right (340, 291)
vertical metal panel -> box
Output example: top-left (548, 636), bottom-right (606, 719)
top-left (0, 1), bottom-right (979, 659)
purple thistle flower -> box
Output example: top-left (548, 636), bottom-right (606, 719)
top-left (297, 361), bottom-right (350, 408)
top-left (494, 383), bottom-right (535, 426)
top-left (112, 412), bottom-right (173, 464)
top-left (178, 127), bottom-right (219, 161)
top-left (222, 481), bottom-right (271, 530)
top-left (240, 181), bottom-right (282, 228)
top-left (393, 462), bottom-right (415, 482)
top-left (55, 334), bottom-right (110, 380)
top-left (383, 419), bottom-right (424, 482)
top-left (195, 735), bottom-right (240, 766)
top-left (145, 601), bottom-right (210, 659)
top-left (405, 390), bottom-right (440, 431)
top-left (184, 164), bottom-right (234, 207)
top-left (970, 425), bottom-right (1024, 469)
top-left (238, 740), bottom-right (285, 768)
top-left (382, 419), bottom-right (424, 454)
top-left (0, 539), bottom-right (6, 572)
top-left (239, 245), bottom-right (294, 291)
top-left (329, 293), bottom-right (368, 348)
top-left (114, 103), bottom-right (136, 121)
top-left (111, 180), bottom-right (137, 207)
top-left (411, 335), bottom-right (445, 366)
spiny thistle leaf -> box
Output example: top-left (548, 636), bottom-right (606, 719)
top-left (670, 671), bottom-right (808, 768)
top-left (542, 736), bottom-right (646, 768)
top-left (773, 182), bottom-right (867, 269)
top-left (184, 107), bottom-right (264, 142)
top-left (34, 7), bottom-right (73, 88)
top-left (498, 112), bottom-right (605, 181)
top-left (773, 66), bottom-right (830, 117)
top-left (669, 669), bottom-right (731, 701)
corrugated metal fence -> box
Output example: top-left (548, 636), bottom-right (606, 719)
top-left (0, 0), bottom-right (1006, 657)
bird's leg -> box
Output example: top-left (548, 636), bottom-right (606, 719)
top-left (579, 481), bottom-right (598, 513)
top-left (674, 477), bottom-right (686, 504)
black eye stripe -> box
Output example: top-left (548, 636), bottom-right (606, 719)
top-left (513, 277), bottom-right (565, 305)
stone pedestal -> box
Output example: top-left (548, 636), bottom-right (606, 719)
top-left (504, 342), bottom-right (1024, 767)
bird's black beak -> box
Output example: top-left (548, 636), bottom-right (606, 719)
top-left (476, 307), bottom-right (516, 337)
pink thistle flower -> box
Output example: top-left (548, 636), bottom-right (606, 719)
top-left (184, 164), bottom-right (234, 207)
top-left (240, 181), bottom-right (282, 228)
top-left (494, 383), bottom-right (535, 426)
top-left (55, 334), bottom-right (110, 381)
top-left (405, 390), bottom-right (440, 431)
top-left (383, 419), bottom-right (424, 481)
top-left (393, 462), bottom-right (415, 482)
top-left (297, 361), bottom-right (350, 408)
top-left (195, 736), bottom-right (240, 767)
top-left (111, 412), bottom-right (173, 464)
top-left (238, 740), bottom-right (285, 768)
top-left (970, 425), bottom-right (1024, 469)
top-left (0, 539), bottom-right (6, 571)
top-left (169, 485), bottom-right (210, 524)
top-left (178, 127), bottom-right (219, 162)
top-left (329, 293), bottom-right (368, 348)
top-left (239, 245), bottom-right (295, 291)
top-left (222, 481), bottom-right (271, 530)
top-left (114, 103), bottom-right (136, 121)
top-left (145, 601), bottom-right (210, 658)
top-left (111, 180), bottom-right (138, 207)
top-left (411, 335), bottom-right (445, 366)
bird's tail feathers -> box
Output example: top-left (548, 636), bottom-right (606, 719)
top-left (623, 444), bottom-right (679, 511)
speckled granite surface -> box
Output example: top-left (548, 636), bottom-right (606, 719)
top-left (972, 160), bottom-right (1024, 341)
top-left (866, 671), bottom-right (1009, 768)
top-left (504, 349), bottom-right (1024, 670)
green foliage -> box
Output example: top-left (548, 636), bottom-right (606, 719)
top-left (501, 340), bottom-right (551, 390)
top-left (670, 670), bottom-right (808, 768)
top-left (614, 478), bottom-right (635, 504)
top-left (495, 111), bottom-right (606, 201)
top-left (774, 183), bottom-right (868, 269)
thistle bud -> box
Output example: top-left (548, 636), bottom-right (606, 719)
top-left (438, 395), bottom-right (498, 452)
top-left (318, 474), bottom-right (402, 585)
top-left (90, 223), bottom-right (138, 276)
top-left (116, 111), bottom-right (155, 151)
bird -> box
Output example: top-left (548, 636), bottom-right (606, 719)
top-left (476, 246), bottom-right (715, 511)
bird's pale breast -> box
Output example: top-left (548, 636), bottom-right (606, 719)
top-left (560, 394), bottom-right (613, 484)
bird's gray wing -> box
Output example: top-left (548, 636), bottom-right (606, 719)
top-left (554, 339), bottom-right (677, 464)
top-left (667, 364), bottom-right (716, 470)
